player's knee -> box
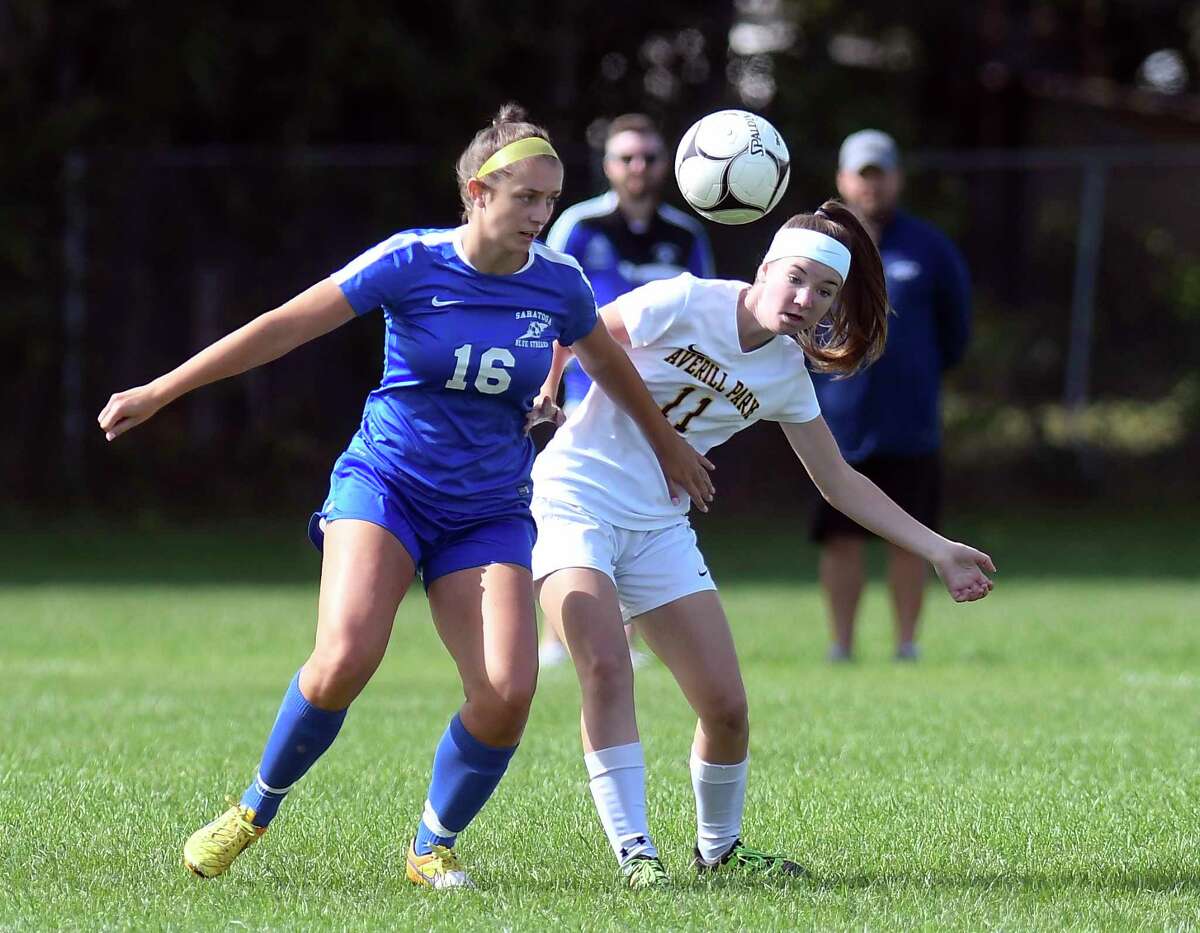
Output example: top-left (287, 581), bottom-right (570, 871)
top-left (305, 643), bottom-right (382, 706)
top-left (575, 647), bottom-right (634, 699)
top-left (469, 671), bottom-right (536, 728)
top-left (703, 693), bottom-right (749, 739)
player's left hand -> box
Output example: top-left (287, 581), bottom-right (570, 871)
top-left (932, 541), bottom-right (996, 603)
top-left (97, 383), bottom-right (167, 441)
top-left (524, 393), bottom-right (565, 434)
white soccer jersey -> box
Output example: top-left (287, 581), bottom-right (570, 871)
top-left (532, 273), bottom-right (821, 530)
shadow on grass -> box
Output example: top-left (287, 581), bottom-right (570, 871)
top-left (810, 869), bottom-right (1200, 895)
top-left (223, 867), bottom-right (1200, 897)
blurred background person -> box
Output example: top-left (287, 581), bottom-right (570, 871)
top-left (546, 113), bottom-right (716, 415)
top-left (538, 113), bottom-right (717, 669)
top-left (810, 130), bottom-right (973, 663)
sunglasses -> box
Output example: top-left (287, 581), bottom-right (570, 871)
top-left (607, 152), bottom-right (662, 166)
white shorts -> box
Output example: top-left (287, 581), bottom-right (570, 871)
top-left (531, 497), bottom-right (716, 621)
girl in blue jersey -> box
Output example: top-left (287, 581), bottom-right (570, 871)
top-left (97, 103), bottom-right (715, 889)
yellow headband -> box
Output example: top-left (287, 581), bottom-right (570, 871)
top-left (474, 137), bottom-right (560, 180)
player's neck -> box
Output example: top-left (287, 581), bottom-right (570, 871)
top-left (460, 224), bottom-right (528, 275)
top-left (736, 286), bottom-right (773, 352)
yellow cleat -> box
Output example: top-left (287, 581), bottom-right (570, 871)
top-left (183, 800), bottom-right (266, 878)
top-left (405, 840), bottom-right (474, 889)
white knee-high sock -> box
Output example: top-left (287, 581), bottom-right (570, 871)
top-left (584, 742), bottom-right (657, 864)
top-left (691, 751), bottom-right (748, 863)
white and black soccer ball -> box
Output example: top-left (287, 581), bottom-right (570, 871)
top-left (674, 110), bottom-right (790, 225)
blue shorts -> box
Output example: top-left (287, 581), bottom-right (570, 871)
top-left (307, 449), bottom-right (537, 586)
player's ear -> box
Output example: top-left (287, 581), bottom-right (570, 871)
top-left (756, 261), bottom-right (770, 283)
top-left (466, 178), bottom-right (490, 210)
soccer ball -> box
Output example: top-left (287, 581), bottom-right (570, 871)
top-left (674, 110), bottom-right (790, 225)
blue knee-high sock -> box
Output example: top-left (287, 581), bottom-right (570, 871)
top-left (413, 713), bottom-right (518, 854)
top-left (240, 672), bottom-right (347, 827)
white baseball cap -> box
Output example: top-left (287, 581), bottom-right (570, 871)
top-left (839, 129), bottom-right (900, 173)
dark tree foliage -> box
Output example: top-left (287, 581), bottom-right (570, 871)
top-left (3, 1), bottom-right (1196, 513)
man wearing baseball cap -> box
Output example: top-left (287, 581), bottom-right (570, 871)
top-left (810, 130), bottom-right (973, 663)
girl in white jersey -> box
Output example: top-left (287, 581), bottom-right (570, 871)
top-left (529, 200), bottom-right (995, 887)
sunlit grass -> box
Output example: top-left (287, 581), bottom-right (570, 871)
top-left (2, 515), bottom-right (1197, 930)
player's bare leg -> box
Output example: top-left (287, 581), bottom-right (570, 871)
top-left (638, 593), bottom-right (805, 878)
top-left (540, 604), bottom-right (647, 671)
top-left (401, 561), bottom-right (539, 888)
top-left (302, 520), bottom-right (416, 707)
top-left (184, 519), bottom-right (414, 878)
top-left (429, 562), bottom-right (539, 747)
top-left (538, 568), bottom-right (664, 884)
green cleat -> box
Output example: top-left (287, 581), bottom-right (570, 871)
top-left (183, 799), bottom-right (266, 878)
top-left (622, 854), bottom-right (670, 889)
top-left (692, 838), bottom-right (808, 878)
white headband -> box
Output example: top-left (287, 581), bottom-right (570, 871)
top-left (762, 228), bottom-right (851, 283)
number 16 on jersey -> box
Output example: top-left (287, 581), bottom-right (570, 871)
top-left (445, 344), bottom-right (515, 395)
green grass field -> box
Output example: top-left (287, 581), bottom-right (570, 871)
top-left (2, 510), bottom-right (1198, 931)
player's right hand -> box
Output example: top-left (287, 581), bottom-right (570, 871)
top-left (655, 431), bottom-right (716, 512)
top-left (97, 384), bottom-right (165, 441)
top-left (524, 392), bottom-right (566, 434)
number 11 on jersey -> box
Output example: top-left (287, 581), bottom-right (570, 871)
top-left (445, 344), bottom-right (515, 395)
top-left (661, 385), bottom-right (712, 432)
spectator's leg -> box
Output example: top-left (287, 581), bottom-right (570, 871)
top-left (887, 543), bottom-right (927, 659)
top-left (819, 535), bottom-right (865, 659)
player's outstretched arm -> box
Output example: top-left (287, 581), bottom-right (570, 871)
top-left (98, 279), bottom-right (355, 441)
top-left (572, 320), bottom-right (715, 511)
top-left (781, 418), bottom-right (995, 602)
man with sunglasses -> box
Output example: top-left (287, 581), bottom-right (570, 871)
top-left (546, 113), bottom-right (716, 416)
top-left (540, 113), bottom-right (716, 669)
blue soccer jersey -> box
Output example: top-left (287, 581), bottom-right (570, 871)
top-left (810, 211), bottom-right (971, 461)
top-left (331, 227), bottom-right (598, 517)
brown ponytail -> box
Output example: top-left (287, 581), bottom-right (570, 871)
top-left (456, 102), bottom-right (556, 221)
top-left (781, 199), bottom-right (889, 375)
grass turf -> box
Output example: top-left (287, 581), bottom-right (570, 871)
top-left (1, 510), bottom-right (1197, 930)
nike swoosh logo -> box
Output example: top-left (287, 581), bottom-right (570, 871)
top-left (431, 296), bottom-right (464, 307)
top-left (699, 569), bottom-right (709, 577)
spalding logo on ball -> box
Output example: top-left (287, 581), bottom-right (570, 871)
top-left (675, 110), bottom-right (790, 225)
